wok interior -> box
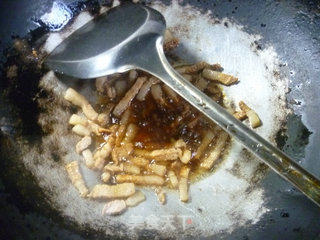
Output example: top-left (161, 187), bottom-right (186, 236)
top-left (0, 1), bottom-right (296, 238)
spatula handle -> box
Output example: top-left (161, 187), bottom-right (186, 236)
top-left (138, 37), bottom-right (320, 207)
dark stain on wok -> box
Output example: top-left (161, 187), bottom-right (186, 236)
top-left (0, 3), bottom-right (121, 240)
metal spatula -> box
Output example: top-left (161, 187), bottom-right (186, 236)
top-left (45, 2), bottom-right (320, 206)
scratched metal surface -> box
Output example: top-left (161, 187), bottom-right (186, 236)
top-left (0, 0), bottom-right (319, 239)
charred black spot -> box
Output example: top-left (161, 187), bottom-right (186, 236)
top-left (249, 163), bottom-right (268, 186)
top-left (240, 148), bottom-right (253, 162)
top-left (276, 114), bottom-right (312, 159)
top-left (280, 211), bottom-right (290, 218)
top-left (49, 142), bottom-right (67, 163)
top-left (51, 151), bottom-right (61, 163)
top-left (299, 124), bottom-right (312, 143)
top-left (136, 229), bottom-right (163, 240)
top-left (29, 24), bottom-right (50, 44)
top-left (229, 161), bottom-right (242, 177)
top-left (269, 218), bottom-right (275, 223)
top-left (253, 40), bottom-right (262, 50)
top-left (287, 87), bottom-right (292, 93)
top-left (85, 0), bottom-right (102, 16)
top-left (273, 70), bottom-right (280, 78)
top-left (275, 128), bottom-right (288, 150)
top-left (293, 227), bottom-right (301, 232)
top-left (103, 0), bottom-right (114, 8)
top-left (68, 1), bottom-right (93, 15)
top-left (288, 99), bottom-right (302, 105)
top-left (1, 48), bottom-right (47, 143)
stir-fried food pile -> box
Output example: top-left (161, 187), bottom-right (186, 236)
top-left (64, 30), bottom-right (261, 215)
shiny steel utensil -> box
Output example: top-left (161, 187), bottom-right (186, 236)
top-left (45, 2), bottom-right (320, 206)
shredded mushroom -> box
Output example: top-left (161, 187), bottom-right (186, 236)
top-left (202, 68), bottom-right (238, 86)
top-left (200, 131), bottom-right (229, 169)
top-left (125, 190), bottom-right (146, 207)
top-left (75, 136), bottom-right (91, 154)
top-left (94, 135), bottom-right (115, 170)
top-left (113, 77), bottom-right (146, 117)
top-left (65, 161), bottom-right (89, 197)
top-left (116, 174), bottom-right (165, 186)
top-left (178, 61), bottom-right (211, 74)
top-left (101, 172), bottom-right (111, 183)
top-left (162, 84), bottom-right (179, 102)
top-left (239, 101), bottom-right (262, 128)
top-left (149, 163), bottom-right (166, 176)
top-left (88, 183), bottom-right (135, 199)
top-left (82, 149), bottom-right (94, 169)
top-left (136, 77), bottom-right (159, 101)
top-left (135, 148), bottom-right (182, 161)
top-left (194, 130), bottom-right (216, 159)
top-left (69, 114), bottom-right (87, 126)
top-left (64, 88), bottom-right (98, 121)
top-left (151, 84), bottom-right (166, 105)
top-left (179, 166), bottom-right (190, 202)
top-left (72, 124), bottom-right (91, 136)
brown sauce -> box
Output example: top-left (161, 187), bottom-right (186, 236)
top-left (97, 71), bottom-right (230, 186)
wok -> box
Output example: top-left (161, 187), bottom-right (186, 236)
top-left (0, 0), bottom-right (320, 239)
